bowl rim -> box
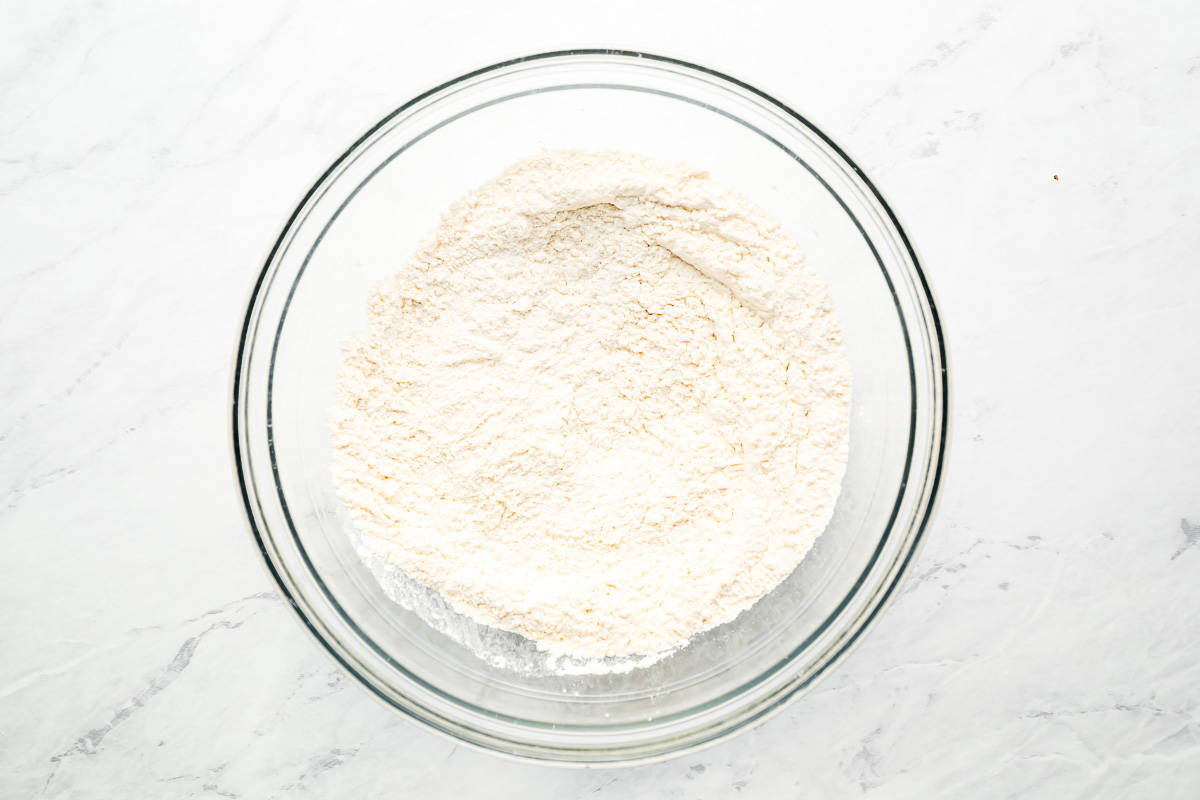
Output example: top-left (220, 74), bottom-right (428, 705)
top-left (231, 48), bottom-right (950, 766)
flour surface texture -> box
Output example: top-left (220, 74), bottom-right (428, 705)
top-left (331, 151), bottom-right (851, 660)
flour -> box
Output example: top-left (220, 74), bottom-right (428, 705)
top-left (331, 151), bottom-right (850, 662)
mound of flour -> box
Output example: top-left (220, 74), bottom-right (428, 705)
top-left (331, 150), bottom-right (850, 661)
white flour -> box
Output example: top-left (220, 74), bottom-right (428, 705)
top-left (331, 151), bottom-right (850, 663)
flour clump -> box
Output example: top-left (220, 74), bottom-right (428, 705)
top-left (331, 151), bottom-right (850, 660)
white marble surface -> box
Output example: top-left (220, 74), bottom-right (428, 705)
top-left (3, 0), bottom-right (1198, 796)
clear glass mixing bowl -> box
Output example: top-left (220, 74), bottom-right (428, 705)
top-left (232, 50), bottom-right (948, 764)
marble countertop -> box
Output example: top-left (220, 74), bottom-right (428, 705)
top-left (4, 0), bottom-right (1198, 797)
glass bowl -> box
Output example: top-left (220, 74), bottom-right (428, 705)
top-left (232, 50), bottom-right (948, 764)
